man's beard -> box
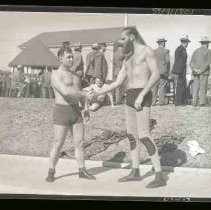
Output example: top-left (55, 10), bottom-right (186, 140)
top-left (122, 40), bottom-right (134, 55)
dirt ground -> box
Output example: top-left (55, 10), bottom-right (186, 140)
top-left (0, 97), bottom-right (210, 168)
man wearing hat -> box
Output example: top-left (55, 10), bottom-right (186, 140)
top-left (62, 41), bottom-right (71, 51)
top-left (93, 42), bottom-right (108, 83)
top-left (190, 37), bottom-right (211, 106)
top-left (172, 35), bottom-right (190, 106)
top-left (85, 43), bottom-right (100, 85)
top-left (71, 43), bottom-right (84, 78)
top-left (152, 37), bottom-right (170, 105)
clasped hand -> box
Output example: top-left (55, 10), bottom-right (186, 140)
top-left (85, 89), bottom-right (97, 102)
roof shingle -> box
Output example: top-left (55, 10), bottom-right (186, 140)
top-left (19, 26), bottom-right (145, 48)
top-left (9, 40), bottom-right (59, 67)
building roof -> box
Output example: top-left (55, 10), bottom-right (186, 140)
top-left (19, 26), bottom-right (145, 48)
top-left (9, 40), bottom-right (59, 67)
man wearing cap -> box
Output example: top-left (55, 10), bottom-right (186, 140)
top-left (152, 37), bottom-right (170, 105)
top-left (93, 42), bottom-right (108, 83)
top-left (190, 37), bottom-right (211, 106)
top-left (85, 43), bottom-right (100, 85)
top-left (62, 41), bottom-right (71, 51)
top-left (172, 35), bottom-right (190, 106)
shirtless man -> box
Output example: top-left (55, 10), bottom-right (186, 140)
top-left (95, 26), bottom-right (166, 188)
top-left (45, 48), bottom-right (96, 182)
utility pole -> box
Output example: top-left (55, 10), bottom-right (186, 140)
top-left (124, 14), bottom-right (128, 27)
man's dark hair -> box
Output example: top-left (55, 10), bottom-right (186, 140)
top-left (122, 26), bottom-right (146, 45)
top-left (74, 48), bottom-right (81, 52)
top-left (98, 42), bottom-right (107, 47)
top-left (57, 47), bottom-right (72, 58)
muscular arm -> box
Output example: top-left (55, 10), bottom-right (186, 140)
top-left (95, 63), bottom-right (127, 96)
top-left (83, 85), bottom-right (93, 92)
top-left (140, 47), bottom-right (160, 98)
top-left (51, 73), bottom-right (86, 99)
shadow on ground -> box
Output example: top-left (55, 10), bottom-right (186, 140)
top-left (157, 135), bottom-right (187, 167)
top-left (55, 152), bottom-right (127, 180)
top-left (56, 134), bottom-right (187, 182)
top-left (55, 167), bottom-right (114, 181)
top-left (151, 135), bottom-right (187, 167)
top-left (107, 151), bottom-right (127, 163)
top-left (160, 144), bottom-right (187, 167)
top-left (55, 172), bottom-right (79, 181)
top-left (101, 135), bottom-right (187, 168)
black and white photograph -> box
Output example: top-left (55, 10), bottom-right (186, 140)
top-left (0, 6), bottom-right (211, 201)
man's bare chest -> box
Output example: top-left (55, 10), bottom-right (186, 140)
top-left (125, 54), bottom-right (147, 76)
top-left (125, 54), bottom-right (146, 68)
top-left (62, 72), bottom-right (81, 87)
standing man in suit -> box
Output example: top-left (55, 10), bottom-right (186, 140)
top-left (190, 37), bottom-right (211, 107)
top-left (113, 41), bottom-right (125, 105)
top-left (152, 37), bottom-right (170, 105)
top-left (72, 43), bottom-right (84, 79)
top-left (41, 67), bottom-right (54, 98)
top-left (85, 43), bottom-right (100, 85)
top-left (172, 35), bottom-right (190, 106)
top-left (93, 42), bottom-right (108, 83)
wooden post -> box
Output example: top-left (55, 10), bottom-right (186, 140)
top-left (124, 14), bottom-right (128, 27)
top-left (24, 66), bottom-right (27, 74)
top-left (28, 66), bottom-right (31, 74)
top-left (110, 45), bottom-right (114, 81)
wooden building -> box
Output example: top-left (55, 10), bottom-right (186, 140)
top-left (8, 26), bottom-right (145, 79)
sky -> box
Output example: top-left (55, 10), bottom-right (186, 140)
top-left (128, 15), bottom-right (211, 57)
top-left (128, 14), bottom-right (211, 74)
top-left (0, 12), bottom-right (124, 70)
top-left (0, 11), bottom-right (211, 72)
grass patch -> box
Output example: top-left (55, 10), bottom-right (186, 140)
top-left (0, 97), bottom-right (210, 168)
